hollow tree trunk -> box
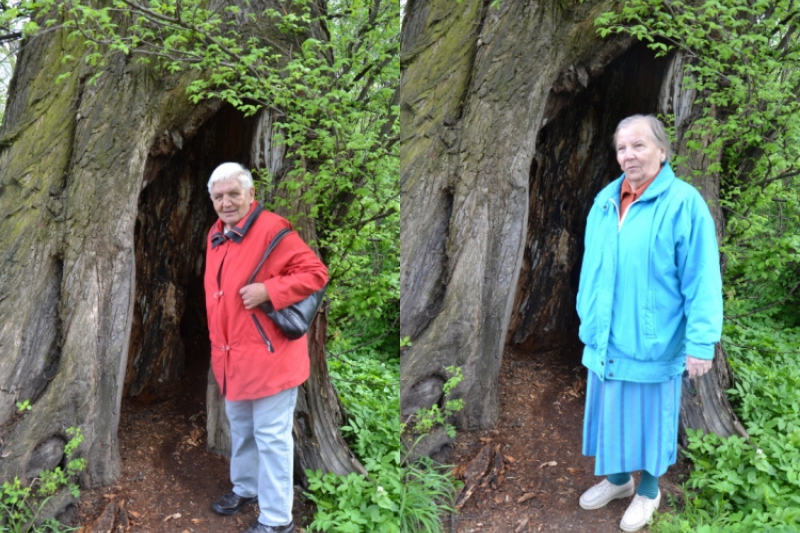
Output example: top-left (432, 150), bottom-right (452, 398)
top-left (401, 0), bottom-right (746, 451)
top-left (0, 1), bottom-right (361, 511)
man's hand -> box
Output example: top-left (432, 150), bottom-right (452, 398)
top-left (686, 356), bottom-right (713, 378)
top-left (239, 283), bottom-right (270, 310)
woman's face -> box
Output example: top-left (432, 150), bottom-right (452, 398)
top-left (615, 121), bottom-right (666, 188)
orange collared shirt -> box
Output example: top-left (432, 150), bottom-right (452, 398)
top-left (619, 173), bottom-right (657, 223)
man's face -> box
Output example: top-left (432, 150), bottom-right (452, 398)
top-left (210, 178), bottom-right (255, 230)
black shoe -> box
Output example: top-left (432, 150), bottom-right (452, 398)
top-left (212, 491), bottom-right (258, 515)
top-left (243, 521), bottom-right (294, 533)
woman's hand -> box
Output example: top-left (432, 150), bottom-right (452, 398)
top-left (239, 283), bottom-right (270, 309)
top-left (686, 356), bottom-right (713, 378)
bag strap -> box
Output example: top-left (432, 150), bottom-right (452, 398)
top-left (246, 228), bottom-right (293, 285)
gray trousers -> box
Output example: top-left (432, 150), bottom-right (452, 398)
top-left (225, 386), bottom-right (298, 526)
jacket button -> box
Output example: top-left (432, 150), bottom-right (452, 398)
top-left (609, 372), bottom-right (614, 377)
top-left (225, 345), bottom-right (230, 351)
top-left (600, 361), bottom-right (604, 366)
top-left (609, 359), bottom-right (614, 364)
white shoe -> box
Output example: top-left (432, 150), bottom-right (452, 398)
top-left (620, 490), bottom-right (661, 532)
top-left (578, 478), bottom-right (635, 510)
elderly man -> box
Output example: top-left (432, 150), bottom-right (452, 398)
top-left (204, 162), bottom-right (328, 533)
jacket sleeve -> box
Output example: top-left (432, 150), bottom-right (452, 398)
top-left (576, 202), bottom-right (601, 324)
top-left (261, 232), bottom-right (329, 310)
top-left (675, 192), bottom-right (723, 360)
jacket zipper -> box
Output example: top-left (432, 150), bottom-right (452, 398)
top-left (608, 199), bottom-right (622, 231)
top-left (251, 314), bottom-right (275, 352)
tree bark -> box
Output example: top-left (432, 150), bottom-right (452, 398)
top-left (0, 1), bottom-right (360, 507)
top-left (401, 0), bottom-right (746, 451)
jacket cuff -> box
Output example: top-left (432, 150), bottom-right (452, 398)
top-left (263, 278), bottom-right (287, 310)
top-left (685, 342), bottom-right (716, 360)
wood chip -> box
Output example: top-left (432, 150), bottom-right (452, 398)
top-left (163, 513), bottom-right (181, 522)
top-left (539, 460), bottom-right (557, 469)
top-left (455, 444), bottom-right (494, 510)
top-left (451, 463), bottom-right (467, 479)
top-left (86, 502), bottom-right (117, 533)
top-left (517, 492), bottom-right (537, 503)
top-left (504, 455), bottom-right (516, 462)
top-left (463, 445), bottom-right (494, 487)
top-left (515, 516), bottom-right (530, 533)
top-left (117, 501), bottom-right (130, 531)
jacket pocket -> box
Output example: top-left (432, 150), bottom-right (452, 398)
top-left (251, 313), bottom-right (275, 352)
top-left (643, 290), bottom-right (657, 339)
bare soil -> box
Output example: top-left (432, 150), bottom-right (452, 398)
top-left (447, 347), bottom-right (689, 533)
top-left (72, 351), bottom-right (313, 533)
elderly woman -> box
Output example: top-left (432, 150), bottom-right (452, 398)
top-left (204, 162), bottom-right (328, 533)
top-left (575, 115), bottom-right (723, 531)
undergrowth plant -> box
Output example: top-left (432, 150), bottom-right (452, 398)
top-left (411, 366), bottom-right (464, 440)
top-left (651, 322), bottom-right (800, 532)
top-left (304, 335), bottom-right (461, 532)
top-left (0, 427), bottom-right (86, 533)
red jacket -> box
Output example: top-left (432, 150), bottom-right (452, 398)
top-left (204, 203), bottom-right (328, 400)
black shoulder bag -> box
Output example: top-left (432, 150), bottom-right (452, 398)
top-left (247, 228), bottom-right (328, 340)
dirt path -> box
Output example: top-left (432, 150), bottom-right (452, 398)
top-left (448, 348), bottom-right (688, 533)
top-left (73, 349), bottom-right (312, 533)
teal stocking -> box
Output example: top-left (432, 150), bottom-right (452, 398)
top-left (607, 472), bottom-right (631, 486)
top-left (637, 470), bottom-right (659, 499)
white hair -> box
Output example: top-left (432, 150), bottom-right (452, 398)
top-left (207, 162), bottom-right (254, 193)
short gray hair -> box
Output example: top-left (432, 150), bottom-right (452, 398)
top-left (613, 114), bottom-right (672, 161)
top-left (207, 162), bottom-right (254, 194)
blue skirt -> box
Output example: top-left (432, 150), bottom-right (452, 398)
top-left (582, 370), bottom-right (682, 477)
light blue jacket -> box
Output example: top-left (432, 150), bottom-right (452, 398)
top-left (577, 164), bottom-right (723, 383)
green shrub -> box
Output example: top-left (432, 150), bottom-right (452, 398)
top-left (305, 333), bottom-right (460, 532)
top-left (650, 321), bottom-right (800, 531)
top-left (0, 427), bottom-right (86, 533)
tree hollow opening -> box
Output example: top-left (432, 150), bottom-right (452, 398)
top-left (126, 105), bottom-right (259, 407)
top-left (507, 44), bottom-right (671, 363)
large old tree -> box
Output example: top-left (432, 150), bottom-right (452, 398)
top-left (0, 0), bottom-right (393, 517)
top-left (400, 0), bottom-right (747, 453)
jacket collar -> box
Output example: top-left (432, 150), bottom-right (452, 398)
top-left (599, 163), bottom-right (676, 206)
top-left (211, 202), bottom-right (264, 249)
top-left (635, 162), bottom-right (675, 201)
